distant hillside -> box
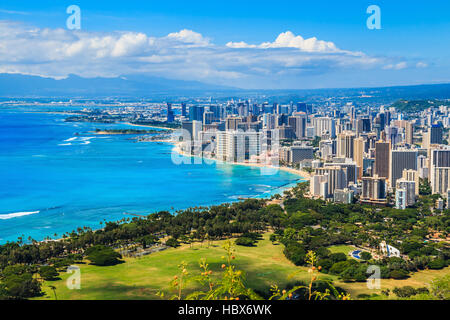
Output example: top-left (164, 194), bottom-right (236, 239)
top-left (391, 99), bottom-right (450, 113)
top-left (0, 73), bottom-right (237, 97)
top-left (0, 73), bottom-right (449, 101)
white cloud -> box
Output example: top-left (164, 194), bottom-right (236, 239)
top-left (383, 62), bottom-right (407, 70)
top-left (0, 21), bottom-right (417, 88)
top-left (416, 62), bottom-right (428, 68)
top-left (227, 31), bottom-right (339, 53)
top-left (166, 29), bottom-right (210, 46)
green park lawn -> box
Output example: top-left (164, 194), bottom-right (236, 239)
top-left (327, 245), bottom-right (356, 255)
top-left (35, 234), bottom-right (450, 300)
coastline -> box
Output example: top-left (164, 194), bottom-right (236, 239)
top-left (170, 142), bottom-right (310, 185)
top-left (124, 122), bottom-right (177, 131)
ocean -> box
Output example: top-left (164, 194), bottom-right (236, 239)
top-left (0, 107), bottom-right (304, 243)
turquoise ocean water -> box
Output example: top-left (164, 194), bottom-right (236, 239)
top-left (0, 107), bottom-right (304, 243)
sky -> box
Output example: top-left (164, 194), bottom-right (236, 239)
top-left (0, 0), bottom-right (449, 89)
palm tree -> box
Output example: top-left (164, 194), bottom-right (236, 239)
top-left (49, 285), bottom-right (57, 300)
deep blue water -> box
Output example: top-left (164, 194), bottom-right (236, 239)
top-left (0, 107), bottom-right (303, 243)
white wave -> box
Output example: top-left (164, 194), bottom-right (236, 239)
top-left (58, 143), bottom-right (72, 146)
top-left (64, 137), bottom-right (78, 142)
top-left (0, 211), bottom-right (39, 220)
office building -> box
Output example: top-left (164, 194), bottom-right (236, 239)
top-left (390, 149), bottom-right (417, 187)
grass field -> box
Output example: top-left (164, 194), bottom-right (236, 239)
top-left (35, 234), bottom-right (450, 300)
top-left (328, 245), bottom-right (356, 255)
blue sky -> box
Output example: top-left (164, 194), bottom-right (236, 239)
top-left (0, 0), bottom-right (449, 89)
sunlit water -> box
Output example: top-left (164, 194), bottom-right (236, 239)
top-left (0, 107), bottom-right (304, 243)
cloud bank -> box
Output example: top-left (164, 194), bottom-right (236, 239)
top-left (0, 20), bottom-right (426, 88)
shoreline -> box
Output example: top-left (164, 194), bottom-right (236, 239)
top-left (123, 122), bottom-right (177, 131)
top-left (170, 142), bottom-right (310, 181)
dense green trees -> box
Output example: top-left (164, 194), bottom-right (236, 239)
top-left (39, 266), bottom-right (59, 281)
top-left (85, 245), bottom-right (122, 266)
top-left (0, 265), bottom-right (41, 299)
top-left (0, 182), bottom-right (448, 299)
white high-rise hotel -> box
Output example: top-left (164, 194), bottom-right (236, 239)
top-left (430, 147), bottom-right (450, 195)
top-left (216, 130), bottom-right (263, 163)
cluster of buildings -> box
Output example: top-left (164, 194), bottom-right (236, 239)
top-left (166, 100), bottom-right (450, 210)
top-left (177, 101), bottom-right (315, 166)
top-left (307, 104), bottom-right (450, 209)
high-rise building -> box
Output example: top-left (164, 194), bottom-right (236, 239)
top-left (353, 137), bottom-right (364, 180)
top-left (225, 117), bottom-right (242, 131)
top-left (361, 175), bottom-right (386, 201)
top-left (203, 111), bottom-right (214, 125)
top-left (312, 117), bottom-right (336, 138)
top-left (181, 102), bottom-right (187, 117)
top-left (189, 106), bottom-right (204, 121)
top-left (389, 149), bottom-right (418, 187)
top-left (319, 139), bottom-right (335, 160)
top-left (395, 188), bottom-right (407, 209)
top-left (430, 124), bottom-right (443, 144)
top-left (402, 169), bottom-right (420, 195)
top-left (405, 121), bottom-right (413, 145)
top-left (277, 126), bottom-right (295, 140)
top-left (288, 113), bottom-right (307, 139)
top-left (167, 103), bottom-right (174, 123)
top-left (324, 160), bottom-right (358, 184)
top-left (310, 174), bottom-right (327, 197)
top-left (315, 166), bottom-right (348, 197)
top-left (430, 147), bottom-right (450, 195)
top-left (263, 113), bottom-right (276, 130)
top-left (396, 178), bottom-right (416, 207)
top-left (375, 141), bottom-right (391, 179)
top-left (289, 146), bottom-right (314, 164)
top-left (216, 131), bottom-right (262, 163)
top-left (334, 188), bottom-right (355, 204)
top-left (337, 131), bottom-right (355, 159)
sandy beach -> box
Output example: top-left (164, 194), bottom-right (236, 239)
top-left (124, 122), bottom-right (177, 131)
top-left (171, 142), bottom-right (310, 181)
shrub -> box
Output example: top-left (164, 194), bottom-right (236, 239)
top-left (85, 245), bottom-right (122, 266)
top-left (329, 260), bottom-right (356, 275)
top-left (39, 266), bottom-right (59, 281)
top-left (235, 237), bottom-right (256, 247)
top-left (393, 286), bottom-right (417, 298)
top-left (428, 258), bottom-right (446, 270)
top-left (283, 242), bottom-right (307, 266)
top-left (360, 251), bottom-right (372, 261)
top-left (329, 252), bottom-right (347, 263)
top-left (389, 269), bottom-right (409, 279)
top-left (165, 237), bottom-right (179, 248)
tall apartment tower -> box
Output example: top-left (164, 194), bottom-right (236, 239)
top-left (225, 117), bottom-right (242, 131)
top-left (314, 166), bottom-right (348, 197)
top-left (361, 175), bottom-right (386, 200)
top-left (430, 148), bottom-right (450, 195)
top-left (389, 149), bottom-right (418, 187)
top-left (430, 124), bottom-right (443, 145)
top-left (405, 121), bottom-right (413, 145)
top-left (375, 141), bottom-right (391, 179)
top-left (167, 103), bottom-right (174, 123)
top-left (312, 117), bottom-right (336, 138)
top-left (181, 102), bottom-right (187, 117)
top-left (353, 137), bottom-right (364, 180)
top-left (288, 113), bottom-right (307, 139)
top-left (402, 169), bottom-right (420, 195)
top-left (337, 131), bottom-right (355, 159)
